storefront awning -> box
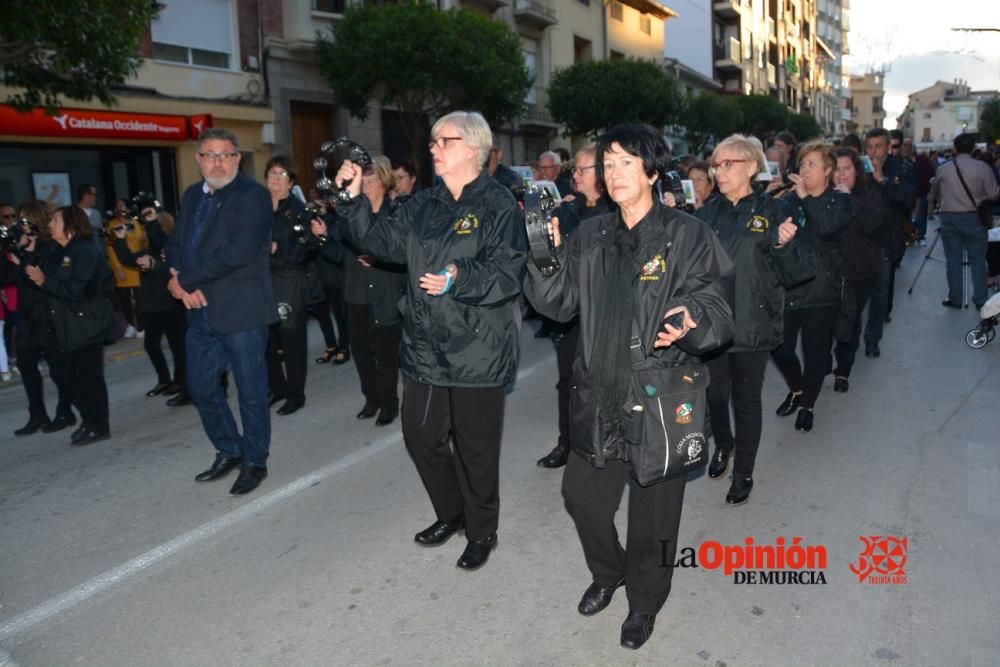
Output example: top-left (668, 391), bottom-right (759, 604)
top-left (0, 106), bottom-right (212, 141)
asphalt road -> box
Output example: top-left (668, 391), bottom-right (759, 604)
top-left (1, 222), bottom-right (998, 666)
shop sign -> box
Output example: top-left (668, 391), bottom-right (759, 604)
top-left (0, 106), bottom-right (193, 140)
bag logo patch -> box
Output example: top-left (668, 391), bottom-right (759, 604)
top-left (61, 256), bottom-right (72, 268)
top-left (453, 213), bottom-right (479, 235)
top-left (640, 254), bottom-right (666, 281)
top-left (277, 302), bottom-right (293, 321)
top-left (747, 215), bottom-right (770, 233)
top-left (675, 402), bottom-right (694, 425)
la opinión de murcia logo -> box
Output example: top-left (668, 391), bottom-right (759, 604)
top-left (660, 537), bottom-right (828, 585)
top-left (849, 536), bottom-right (908, 584)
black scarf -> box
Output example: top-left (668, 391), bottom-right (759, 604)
top-left (591, 218), bottom-right (639, 435)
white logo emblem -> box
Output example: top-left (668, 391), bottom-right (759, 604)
top-left (277, 302), bottom-right (293, 321)
top-left (53, 114), bottom-right (69, 130)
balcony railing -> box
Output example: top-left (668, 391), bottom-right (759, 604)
top-left (514, 0), bottom-right (557, 28)
top-left (522, 86), bottom-right (559, 128)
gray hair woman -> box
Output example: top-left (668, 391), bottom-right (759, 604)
top-left (334, 110), bottom-right (528, 571)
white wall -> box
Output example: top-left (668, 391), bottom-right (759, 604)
top-left (664, 0), bottom-right (714, 80)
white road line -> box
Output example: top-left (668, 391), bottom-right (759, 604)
top-left (0, 355), bottom-right (556, 642)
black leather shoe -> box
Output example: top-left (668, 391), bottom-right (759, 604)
top-left (833, 377), bottom-right (849, 393)
top-left (195, 455), bottom-right (243, 482)
top-left (42, 413), bottom-right (77, 434)
top-left (70, 424), bottom-right (88, 443)
top-left (315, 347), bottom-right (338, 364)
top-left (537, 443), bottom-right (569, 468)
top-left (15, 416), bottom-right (51, 436)
top-left (456, 533), bottom-right (497, 570)
top-left (708, 447), bottom-right (729, 479)
top-left (356, 403), bottom-right (378, 420)
top-left (865, 345), bottom-right (880, 358)
top-left (72, 430), bottom-right (110, 446)
top-left (268, 392), bottom-right (286, 407)
top-left (166, 393), bottom-right (192, 407)
top-left (332, 350), bottom-right (351, 365)
top-left (942, 299), bottom-right (962, 309)
top-left (229, 465), bottom-right (268, 495)
top-left (775, 392), bottom-right (801, 417)
top-left (726, 476), bottom-right (754, 505)
top-left (162, 383), bottom-right (181, 396)
top-left (375, 405), bottom-right (398, 426)
top-left (414, 518), bottom-right (465, 546)
top-left (620, 611), bottom-right (656, 650)
top-left (146, 382), bottom-right (172, 397)
top-left (277, 398), bottom-right (305, 416)
top-left (795, 408), bottom-right (814, 432)
top-left (578, 577), bottom-right (625, 616)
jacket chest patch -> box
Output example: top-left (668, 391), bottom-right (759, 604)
top-left (747, 215), bottom-right (770, 233)
top-left (639, 254), bottom-right (666, 281)
top-left (453, 213), bottom-right (479, 235)
top-left (60, 256), bottom-right (72, 268)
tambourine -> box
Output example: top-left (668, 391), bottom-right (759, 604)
top-left (313, 137), bottom-right (373, 202)
top-left (521, 183), bottom-right (560, 276)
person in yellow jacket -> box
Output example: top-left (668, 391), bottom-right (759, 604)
top-left (106, 199), bottom-right (148, 338)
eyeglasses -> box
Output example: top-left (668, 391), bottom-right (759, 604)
top-left (87, 191), bottom-right (97, 196)
top-left (890, 144), bottom-right (902, 150)
top-left (0, 213), bottom-right (15, 220)
top-left (267, 170), bottom-right (290, 179)
top-left (428, 136), bottom-right (463, 150)
top-left (197, 151), bottom-right (240, 163)
top-left (708, 159), bottom-right (748, 175)
top-left (571, 165), bottom-right (596, 176)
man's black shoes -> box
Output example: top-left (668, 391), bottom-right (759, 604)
top-left (775, 392), bottom-right (801, 417)
top-left (726, 476), bottom-right (754, 505)
top-left (537, 443), bottom-right (569, 468)
top-left (229, 465), bottom-right (267, 495)
top-left (166, 393), bottom-right (192, 407)
top-left (146, 382), bottom-right (172, 397)
top-left (15, 416), bottom-right (50, 436)
top-left (375, 404), bottom-right (398, 427)
top-left (277, 398), bottom-right (305, 416)
top-left (865, 344), bottom-right (880, 358)
top-left (578, 577), bottom-right (625, 616)
top-left (195, 455), bottom-right (243, 482)
top-left (71, 430), bottom-right (110, 446)
top-left (42, 413), bottom-right (77, 434)
top-left (707, 448), bottom-right (729, 479)
top-left (456, 533), bottom-right (497, 570)
top-left (620, 611), bottom-right (656, 650)
top-left (942, 299), bottom-right (962, 309)
top-left (356, 403), bottom-right (378, 420)
top-left (833, 377), bottom-right (849, 393)
top-left (414, 518), bottom-right (464, 546)
top-left (795, 408), bottom-right (814, 432)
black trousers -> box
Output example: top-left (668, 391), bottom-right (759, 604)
top-left (401, 379), bottom-right (506, 541)
top-left (17, 336), bottom-right (74, 420)
top-left (772, 305), bottom-right (839, 410)
top-left (64, 342), bottom-right (109, 434)
top-left (348, 303), bottom-right (402, 410)
top-left (117, 286), bottom-right (142, 330)
top-left (310, 283), bottom-right (347, 351)
top-left (705, 350), bottom-right (769, 478)
top-left (554, 322), bottom-right (580, 448)
top-left (143, 309), bottom-right (186, 387)
top-left (267, 316), bottom-right (308, 402)
top-left (834, 278), bottom-right (875, 378)
top-left (563, 455), bottom-right (687, 615)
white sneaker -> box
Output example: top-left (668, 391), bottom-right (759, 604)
top-left (1, 372), bottom-right (10, 382)
top-left (918, 238), bottom-right (928, 247)
top-left (136, 330), bottom-right (145, 339)
top-left (124, 324), bottom-right (137, 338)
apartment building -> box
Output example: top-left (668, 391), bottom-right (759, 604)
top-left (0, 0), bottom-right (274, 211)
top-left (847, 71), bottom-right (885, 135)
top-left (813, 0), bottom-right (849, 135)
top-left (897, 79), bottom-right (1000, 150)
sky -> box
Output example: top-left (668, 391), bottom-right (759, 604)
top-left (847, 1), bottom-right (1000, 127)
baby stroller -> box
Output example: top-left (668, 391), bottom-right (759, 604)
top-left (966, 292), bottom-right (1000, 349)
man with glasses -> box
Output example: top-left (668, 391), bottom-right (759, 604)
top-left (166, 128), bottom-right (277, 496)
top-left (75, 184), bottom-right (104, 252)
top-left (486, 141), bottom-right (521, 193)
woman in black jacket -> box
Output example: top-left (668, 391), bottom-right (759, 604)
top-left (8, 201), bottom-right (77, 435)
top-left (112, 203), bottom-right (189, 405)
top-left (696, 134), bottom-right (810, 505)
top-left (265, 156), bottom-right (316, 416)
top-left (525, 123), bottom-right (734, 651)
top-left (25, 206), bottom-right (112, 445)
top-left (771, 140), bottom-right (853, 432)
top-left (831, 148), bottom-right (885, 392)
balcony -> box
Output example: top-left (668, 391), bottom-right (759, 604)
top-left (714, 36), bottom-right (743, 74)
top-left (513, 0), bottom-right (557, 29)
top-left (460, 0), bottom-right (510, 11)
top-left (713, 0), bottom-right (744, 20)
top-left (521, 86), bottom-right (560, 131)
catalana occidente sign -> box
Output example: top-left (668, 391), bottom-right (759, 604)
top-left (0, 106), bottom-right (211, 141)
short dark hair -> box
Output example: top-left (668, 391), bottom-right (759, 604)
top-left (775, 131), bottom-right (796, 146)
top-left (264, 155), bottom-right (296, 182)
top-left (393, 159), bottom-right (417, 177)
top-left (889, 130), bottom-right (904, 143)
top-left (841, 133), bottom-right (862, 152)
top-left (18, 200), bottom-right (52, 240)
top-left (954, 132), bottom-right (977, 154)
top-left (197, 127), bottom-right (240, 150)
top-left (595, 122), bottom-right (670, 187)
top-left (865, 128), bottom-right (890, 143)
top-left (76, 183), bottom-right (96, 202)
top-left (58, 205), bottom-right (92, 239)
top-left (835, 147), bottom-right (868, 191)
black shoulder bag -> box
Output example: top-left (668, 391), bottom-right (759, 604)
top-left (953, 161), bottom-right (994, 228)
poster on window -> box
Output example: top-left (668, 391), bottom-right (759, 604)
top-left (31, 172), bottom-right (72, 207)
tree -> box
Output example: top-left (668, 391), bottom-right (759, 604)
top-left (680, 92), bottom-right (744, 156)
top-left (547, 58), bottom-right (685, 139)
top-left (734, 94), bottom-right (790, 144)
top-left (316, 3), bottom-right (531, 179)
top-left (788, 112), bottom-right (823, 142)
top-left (1, 0), bottom-right (159, 111)
top-left (980, 99), bottom-right (1000, 145)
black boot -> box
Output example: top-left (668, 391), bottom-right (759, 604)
top-left (775, 391), bottom-right (802, 417)
top-left (15, 415), bottom-right (51, 436)
top-left (42, 412), bottom-right (77, 434)
top-left (536, 443), bottom-right (569, 468)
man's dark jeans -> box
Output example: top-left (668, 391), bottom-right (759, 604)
top-left (186, 309), bottom-right (271, 467)
top-left (940, 212), bottom-right (988, 308)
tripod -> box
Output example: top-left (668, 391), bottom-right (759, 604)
top-left (907, 228), bottom-right (972, 307)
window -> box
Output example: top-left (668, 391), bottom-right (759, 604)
top-left (151, 0), bottom-right (233, 70)
top-left (639, 15), bottom-right (651, 34)
top-left (610, 1), bottom-right (623, 21)
top-left (872, 96), bottom-right (882, 113)
top-left (523, 49), bottom-right (537, 104)
top-left (313, 0), bottom-right (346, 12)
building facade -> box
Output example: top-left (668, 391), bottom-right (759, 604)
top-left (847, 71), bottom-right (885, 135)
top-left (897, 80), bottom-right (999, 150)
top-left (813, 0), bottom-right (849, 136)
